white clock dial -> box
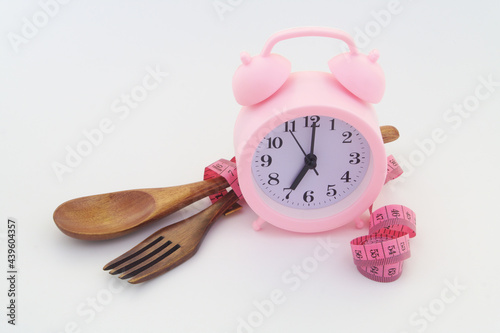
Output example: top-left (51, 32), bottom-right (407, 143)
top-left (251, 115), bottom-right (370, 209)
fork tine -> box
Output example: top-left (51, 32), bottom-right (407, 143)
top-left (103, 234), bottom-right (167, 272)
top-left (109, 239), bottom-right (174, 275)
top-left (125, 244), bottom-right (193, 284)
top-left (119, 243), bottom-right (183, 282)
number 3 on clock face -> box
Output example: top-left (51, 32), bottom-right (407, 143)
top-left (252, 115), bottom-right (370, 209)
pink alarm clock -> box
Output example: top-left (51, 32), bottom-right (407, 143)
top-left (233, 27), bottom-right (387, 233)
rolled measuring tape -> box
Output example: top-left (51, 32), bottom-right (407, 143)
top-left (350, 155), bottom-right (417, 282)
top-left (351, 205), bottom-right (416, 282)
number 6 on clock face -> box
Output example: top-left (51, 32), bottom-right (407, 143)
top-left (252, 115), bottom-right (370, 209)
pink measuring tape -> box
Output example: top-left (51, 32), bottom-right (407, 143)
top-left (350, 155), bottom-right (417, 282)
top-left (204, 156), bottom-right (416, 283)
top-left (203, 158), bottom-right (243, 203)
top-left (350, 204), bottom-right (416, 282)
top-left (385, 155), bottom-right (404, 184)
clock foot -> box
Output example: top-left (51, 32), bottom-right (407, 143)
top-left (252, 217), bottom-right (266, 231)
top-left (354, 217), bottom-right (364, 229)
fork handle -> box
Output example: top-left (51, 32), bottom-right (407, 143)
top-left (193, 190), bottom-right (240, 229)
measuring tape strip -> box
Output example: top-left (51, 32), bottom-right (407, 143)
top-left (369, 204), bottom-right (416, 238)
top-left (356, 260), bottom-right (405, 283)
top-left (385, 154), bottom-right (403, 184)
top-left (351, 229), bottom-right (412, 265)
top-left (203, 158), bottom-right (243, 206)
top-left (350, 156), bottom-right (417, 283)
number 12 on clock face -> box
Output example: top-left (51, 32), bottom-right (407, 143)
top-left (251, 115), bottom-right (370, 210)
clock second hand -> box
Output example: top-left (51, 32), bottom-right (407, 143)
top-left (289, 130), bottom-right (319, 176)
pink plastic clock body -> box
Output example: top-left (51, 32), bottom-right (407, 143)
top-left (232, 27), bottom-right (387, 233)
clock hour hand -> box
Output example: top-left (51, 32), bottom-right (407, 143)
top-left (290, 164), bottom-right (309, 190)
top-left (290, 154), bottom-right (317, 190)
top-left (289, 130), bottom-right (319, 176)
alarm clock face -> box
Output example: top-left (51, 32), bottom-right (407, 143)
top-left (251, 115), bottom-right (370, 210)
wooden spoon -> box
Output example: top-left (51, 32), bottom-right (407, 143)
top-left (53, 177), bottom-right (230, 241)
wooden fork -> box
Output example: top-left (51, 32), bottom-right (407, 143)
top-left (103, 190), bottom-right (239, 284)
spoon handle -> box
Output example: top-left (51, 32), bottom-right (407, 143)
top-left (143, 176), bottom-right (231, 221)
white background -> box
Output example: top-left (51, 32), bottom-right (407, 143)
top-left (1, 1), bottom-right (500, 332)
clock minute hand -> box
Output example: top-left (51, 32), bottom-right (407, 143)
top-left (310, 123), bottom-right (317, 155)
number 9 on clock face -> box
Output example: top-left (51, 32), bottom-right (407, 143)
top-left (251, 115), bottom-right (370, 209)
